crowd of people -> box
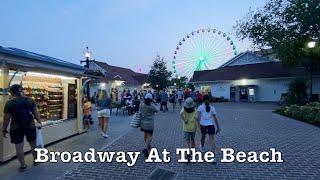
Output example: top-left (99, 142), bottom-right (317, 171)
top-left (3, 83), bottom-right (219, 172)
top-left (137, 88), bottom-right (221, 163)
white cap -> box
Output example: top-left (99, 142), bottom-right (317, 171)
top-left (145, 93), bottom-right (153, 99)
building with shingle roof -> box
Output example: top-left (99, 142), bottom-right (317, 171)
top-left (191, 51), bottom-right (320, 102)
top-left (89, 60), bottom-right (148, 95)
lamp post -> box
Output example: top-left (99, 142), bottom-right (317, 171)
top-left (307, 40), bottom-right (317, 101)
top-left (81, 47), bottom-right (94, 98)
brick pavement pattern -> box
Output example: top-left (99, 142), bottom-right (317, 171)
top-left (60, 103), bottom-right (320, 180)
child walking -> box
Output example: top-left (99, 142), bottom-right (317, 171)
top-left (180, 97), bottom-right (197, 160)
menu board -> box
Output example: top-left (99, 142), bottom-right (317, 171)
top-left (67, 84), bottom-right (77, 119)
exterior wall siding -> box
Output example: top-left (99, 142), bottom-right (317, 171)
top-left (195, 77), bottom-right (320, 102)
top-left (211, 82), bottom-right (230, 99)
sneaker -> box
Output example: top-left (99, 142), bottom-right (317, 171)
top-left (33, 161), bottom-right (40, 166)
top-left (18, 166), bottom-right (27, 172)
top-left (142, 149), bottom-right (149, 157)
top-left (103, 134), bottom-right (109, 138)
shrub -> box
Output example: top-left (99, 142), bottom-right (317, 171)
top-left (275, 102), bottom-right (320, 127)
top-left (284, 78), bottom-right (308, 106)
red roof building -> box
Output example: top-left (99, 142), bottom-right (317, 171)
top-left (89, 61), bottom-right (148, 94)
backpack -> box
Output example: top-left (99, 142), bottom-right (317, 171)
top-left (11, 97), bottom-right (35, 128)
top-left (169, 95), bottom-right (175, 103)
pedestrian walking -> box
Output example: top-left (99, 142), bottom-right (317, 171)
top-left (83, 96), bottom-right (92, 130)
top-left (140, 93), bottom-right (158, 157)
top-left (197, 94), bottom-right (221, 163)
top-left (169, 90), bottom-right (177, 112)
top-left (160, 89), bottom-right (169, 112)
top-left (180, 97), bottom-right (197, 161)
top-left (177, 88), bottom-right (184, 107)
top-left (184, 88), bottom-right (190, 99)
top-left (196, 90), bottom-right (203, 107)
top-left (190, 89), bottom-right (197, 102)
top-left (2, 84), bottom-right (42, 172)
top-left (97, 90), bottom-right (112, 138)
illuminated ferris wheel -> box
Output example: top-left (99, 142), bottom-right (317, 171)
top-left (172, 27), bottom-right (238, 79)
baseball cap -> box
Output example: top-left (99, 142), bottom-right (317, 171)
top-left (184, 97), bottom-right (195, 108)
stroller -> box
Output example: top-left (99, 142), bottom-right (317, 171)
top-left (125, 99), bottom-right (138, 116)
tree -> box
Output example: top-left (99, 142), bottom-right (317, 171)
top-left (147, 54), bottom-right (172, 90)
top-left (235, 0), bottom-right (320, 99)
top-left (284, 78), bottom-right (308, 105)
top-left (169, 76), bottom-right (188, 88)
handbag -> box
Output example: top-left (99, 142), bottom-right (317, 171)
top-left (130, 112), bottom-right (142, 128)
top-left (36, 128), bottom-right (44, 148)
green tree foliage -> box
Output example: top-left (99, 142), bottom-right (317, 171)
top-left (170, 76), bottom-right (188, 88)
top-left (147, 54), bottom-right (172, 90)
top-left (187, 83), bottom-right (195, 91)
top-left (235, 0), bottom-right (320, 67)
top-left (285, 78), bottom-right (308, 105)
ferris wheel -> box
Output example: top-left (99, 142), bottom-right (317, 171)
top-left (172, 27), bottom-right (238, 79)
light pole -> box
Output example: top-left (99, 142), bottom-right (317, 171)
top-left (81, 47), bottom-right (94, 98)
top-left (307, 40), bottom-right (317, 101)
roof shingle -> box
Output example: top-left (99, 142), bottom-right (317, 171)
top-left (191, 62), bottom-right (316, 82)
top-left (95, 61), bottom-right (147, 86)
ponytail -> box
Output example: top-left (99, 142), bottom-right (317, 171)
top-left (205, 100), bottom-right (210, 112)
top-left (203, 94), bottom-right (211, 112)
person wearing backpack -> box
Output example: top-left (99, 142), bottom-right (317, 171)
top-left (180, 97), bottom-right (197, 161)
top-left (2, 84), bottom-right (42, 172)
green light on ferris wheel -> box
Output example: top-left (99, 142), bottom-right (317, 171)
top-left (195, 55), bottom-right (207, 71)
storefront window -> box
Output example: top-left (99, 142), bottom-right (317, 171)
top-left (22, 76), bottom-right (63, 120)
top-left (9, 70), bottom-right (77, 125)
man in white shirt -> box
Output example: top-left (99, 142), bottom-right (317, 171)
top-left (177, 89), bottom-right (184, 107)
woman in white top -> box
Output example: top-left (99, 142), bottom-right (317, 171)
top-left (197, 94), bottom-right (221, 156)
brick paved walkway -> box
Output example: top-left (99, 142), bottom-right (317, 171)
top-left (0, 108), bottom-right (131, 180)
top-left (60, 103), bottom-right (320, 180)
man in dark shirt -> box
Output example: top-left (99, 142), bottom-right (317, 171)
top-left (2, 84), bottom-right (42, 172)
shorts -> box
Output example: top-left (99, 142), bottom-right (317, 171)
top-left (10, 127), bottom-right (36, 144)
top-left (200, 125), bottom-right (215, 135)
top-left (184, 132), bottom-right (196, 142)
top-left (83, 115), bottom-right (92, 121)
top-left (98, 109), bottom-right (110, 118)
top-left (141, 128), bottom-right (153, 135)
top-left (161, 102), bottom-right (167, 106)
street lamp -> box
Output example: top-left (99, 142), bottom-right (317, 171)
top-left (307, 40), bottom-right (317, 101)
top-left (81, 47), bottom-right (94, 98)
top-left (307, 41), bottom-right (316, 49)
top-left (82, 47), bottom-right (92, 67)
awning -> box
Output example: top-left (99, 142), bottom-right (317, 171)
top-left (0, 46), bottom-right (85, 77)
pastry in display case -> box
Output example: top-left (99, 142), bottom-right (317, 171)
top-left (21, 76), bottom-right (65, 125)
